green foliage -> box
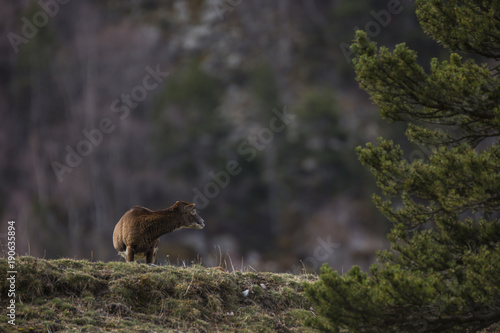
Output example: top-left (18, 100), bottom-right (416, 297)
top-left (249, 62), bottom-right (281, 113)
top-left (15, 3), bottom-right (59, 76)
top-left (152, 58), bottom-right (229, 177)
top-left (305, 2), bottom-right (500, 332)
top-left (416, 0), bottom-right (500, 59)
top-left (154, 59), bottom-right (223, 112)
top-left (279, 89), bottom-right (353, 198)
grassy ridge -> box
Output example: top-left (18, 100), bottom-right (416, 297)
top-left (0, 257), bottom-right (317, 332)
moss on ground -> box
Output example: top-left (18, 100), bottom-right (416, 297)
top-left (0, 257), bottom-right (318, 332)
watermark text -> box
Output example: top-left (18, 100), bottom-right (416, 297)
top-left (8, 0), bottom-right (71, 54)
top-left (51, 64), bottom-right (169, 182)
top-left (192, 105), bottom-right (294, 208)
top-left (6, 220), bottom-right (17, 326)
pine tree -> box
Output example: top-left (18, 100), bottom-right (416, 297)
top-left (305, 1), bottom-right (500, 332)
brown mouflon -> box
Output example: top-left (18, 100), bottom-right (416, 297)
top-left (113, 201), bottom-right (205, 264)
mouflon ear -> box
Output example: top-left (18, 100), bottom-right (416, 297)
top-left (183, 203), bottom-right (195, 213)
top-left (170, 201), bottom-right (182, 211)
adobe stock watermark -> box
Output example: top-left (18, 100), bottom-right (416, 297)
top-left (51, 64), bottom-right (169, 183)
top-left (287, 235), bottom-right (341, 274)
top-left (211, 0), bottom-right (242, 22)
top-left (340, 0), bottom-right (405, 64)
top-left (6, 220), bottom-right (17, 326)
top-left (192, 105), bottom-right (295, 208)
top-left (7, 0), bottom-right (71, 54)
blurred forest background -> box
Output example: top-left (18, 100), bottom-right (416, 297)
top-left (0, 0), bottom-right (447, 272)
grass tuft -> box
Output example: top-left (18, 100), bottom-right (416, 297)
top-left (0, 256), bottom-right (318, 332)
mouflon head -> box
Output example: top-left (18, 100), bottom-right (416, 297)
top-left (174, 201), bottom-right (205, 230)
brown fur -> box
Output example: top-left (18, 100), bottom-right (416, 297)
top-left (113, 201), bottom-right (205, 264)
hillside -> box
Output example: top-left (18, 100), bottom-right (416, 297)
top-left (0, 257), bottom-right (317, 332)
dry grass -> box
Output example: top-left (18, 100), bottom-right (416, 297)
top-left (0, 257), bottom-right (318, 332)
